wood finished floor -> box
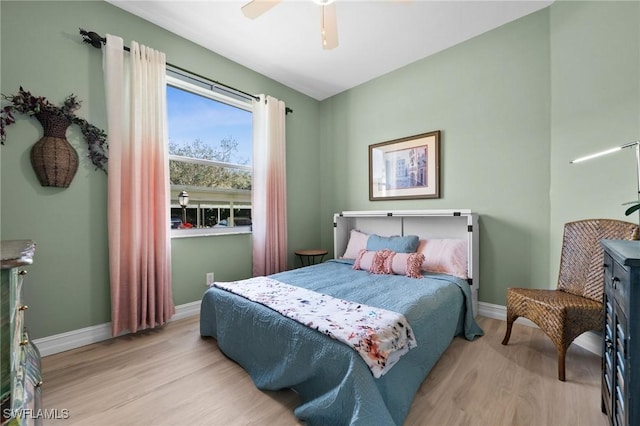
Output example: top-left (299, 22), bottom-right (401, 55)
top-left (41, 316), bottom-right (607, 426)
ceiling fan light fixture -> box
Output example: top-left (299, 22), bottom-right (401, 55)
top-left (242, 0), bottom-right (338, 49)
top-left (320, 2), bottom-right (338, 49)
top-left (241, 0), bottom-right (282, 19)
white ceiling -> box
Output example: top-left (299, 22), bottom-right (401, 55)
top-left (108, 0), bottom-right (553, 101)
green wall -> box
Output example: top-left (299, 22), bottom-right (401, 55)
top-left (321, 1), bottom-right (640, 305)
top-left (2, 1), bottom-right (639, 339)
top-left (0, 1), bottom-right (321, 338)
top-left (320, 8), bottom-right (552, 305)
top-left (549, 1), bottom-right (640, 280)
top-left (320, 1), bottom-right (640, 306)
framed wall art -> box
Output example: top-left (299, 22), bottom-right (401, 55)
top-left (369, 131), bottom-right (441, 201)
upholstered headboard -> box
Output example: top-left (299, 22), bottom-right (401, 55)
top-left (333, 209), bottom-right (479, 315)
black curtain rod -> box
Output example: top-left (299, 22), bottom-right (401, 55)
top-left (79, 28), bottom-right (293, 115)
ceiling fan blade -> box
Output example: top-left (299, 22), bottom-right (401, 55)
top-left (241, 0), bottom-right (282, 19)
top-left (321, 3), bottom-right (338, 50)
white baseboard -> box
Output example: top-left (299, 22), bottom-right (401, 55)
top-left (33, 301), bottom-right (201, 357)
top-left (478, 301), bottom-right (601, 356)
top-left (34, 300), bottom-right (601, 357)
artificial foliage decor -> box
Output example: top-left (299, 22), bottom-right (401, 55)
top-left (0, 87), bottom-right (108, 180)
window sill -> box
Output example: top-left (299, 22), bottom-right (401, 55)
top-left (171, 227), bottom-right (252, 239)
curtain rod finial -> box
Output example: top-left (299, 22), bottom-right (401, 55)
top-left (79, 28), bottom-right (105, 49)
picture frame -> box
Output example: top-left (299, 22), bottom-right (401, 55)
top-left (369, 131), bottom-right (441, 201)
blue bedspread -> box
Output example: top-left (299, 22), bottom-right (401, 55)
top-left (200, 260), bottom-right (483, 425)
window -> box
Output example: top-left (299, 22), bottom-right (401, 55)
top-left (166, 74), bottom-right (253, 236)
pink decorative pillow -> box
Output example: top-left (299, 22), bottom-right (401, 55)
top-left (353, 250), bottom-right (425, 278)
top-left (370, 249), bottom-right (395, 274)
top-left (391, 252), bottom-right (425, 278)
top-left (353, 249), bottom-right (376, 271)
top-left (342, 229), bottom-right (370, 259)
top-left (417, 239), bottom-right (468, 279)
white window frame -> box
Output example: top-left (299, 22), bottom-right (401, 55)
top-left (166, 75), bottom-right (253, 238)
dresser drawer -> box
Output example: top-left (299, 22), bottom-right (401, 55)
top-left (605, 251), bottom-right (631, 318)
top-left (612, 259), bottom-right (631, 318)
top-left (604, 252), bottom-right (614, 280)
top-left (10, 270), bottom-right (24, 319)
top-left (12, 308), bottom-right (24, 372)
top-left (10, 334), bottom-right (42, 426)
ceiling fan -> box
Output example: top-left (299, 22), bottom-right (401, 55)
top-left (241, 0), bottom-right (339, 50)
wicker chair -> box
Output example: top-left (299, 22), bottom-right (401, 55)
top-left (501, 219), bottom-right (639, 381)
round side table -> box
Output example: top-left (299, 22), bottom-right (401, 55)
top-left (295, 249), bottom-right (328, 267)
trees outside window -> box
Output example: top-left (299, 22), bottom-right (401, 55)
top-left (167, 76), bottom-right (252, 233)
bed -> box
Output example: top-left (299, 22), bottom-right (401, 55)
top-left (200, 210), bottom-right (483, 425)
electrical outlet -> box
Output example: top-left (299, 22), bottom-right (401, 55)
top-left (206, 272), bottom-right (215, 287)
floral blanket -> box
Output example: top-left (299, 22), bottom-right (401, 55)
top-left (214, 276), bottom-right (417, 378)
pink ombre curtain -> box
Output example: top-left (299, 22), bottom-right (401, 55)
top-left (252, 95), bottom-right (287, 276)
top-left (103, 34), bottom-right (174, 336)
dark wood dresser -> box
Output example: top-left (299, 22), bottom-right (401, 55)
top-left (602, 239), bottom-right (640, 426)
top-left (1, 240), bottom-right (41, 426)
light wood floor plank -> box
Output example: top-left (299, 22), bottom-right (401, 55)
top-left (41, 316), bottom-right (607, 425)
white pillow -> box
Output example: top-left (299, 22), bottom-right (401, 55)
top-left (342, 229), bottom-right (369, 259)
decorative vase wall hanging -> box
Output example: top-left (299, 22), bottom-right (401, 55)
top-left (0, 87), bottom-right (108, 188)
top-left (30, 112), bottom-right (79, 187)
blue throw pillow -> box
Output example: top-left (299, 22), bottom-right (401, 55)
top-left (366, 234), bottom-right (420, 253)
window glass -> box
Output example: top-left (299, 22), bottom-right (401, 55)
top-left (167, 76), bottom-right (253, 235)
